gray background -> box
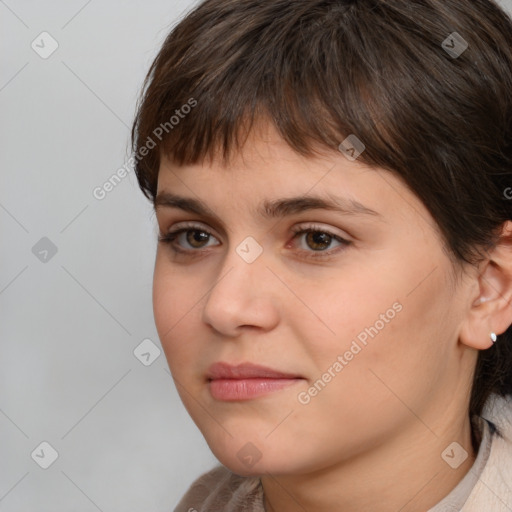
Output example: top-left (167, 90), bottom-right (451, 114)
top-left (1, 1), bottom-right (512, 511)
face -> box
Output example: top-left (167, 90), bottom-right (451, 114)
top-left (153, 122), bottom-right (475, 477)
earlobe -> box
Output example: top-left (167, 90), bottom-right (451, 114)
top-left (459, 220), bottom-right (512, 350)
top-left (459, 299), bottom-right (502, 350)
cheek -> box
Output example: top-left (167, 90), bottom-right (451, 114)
top-left (152, 252), bottom-right (201, 327)
top-left (287, 286), bottom-right (449, 460)
top-left (304, 252), bottom-right (451, 396)
top-left (152, 259), bottom-right (199, 360)
top-left (152, 271), bottom-right (176, 337)
top-left (298, 266), bottom-right (403, 356)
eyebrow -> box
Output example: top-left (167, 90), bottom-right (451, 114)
top-left (154, 192), bottom-right (384, 222)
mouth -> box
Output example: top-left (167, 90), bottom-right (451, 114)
top-left (206, 361), bottom-right (304, 401)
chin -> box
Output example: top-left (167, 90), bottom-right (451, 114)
top-left (208, 439), bottom-right (304, 477)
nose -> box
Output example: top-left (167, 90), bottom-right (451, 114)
top-left (201, 243), bottom-right (280, 337)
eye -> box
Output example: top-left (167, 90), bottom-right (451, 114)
top-left (289, 224), bottom-right (351, 258)
top-left (158, 223), bottom-right (219, 253)
top-left (158, 222), bottom-right (351, 260)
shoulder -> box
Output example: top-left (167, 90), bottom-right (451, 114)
top-left (463, 393), bottom-right (512, 511)
top-left (173, 464), bottom-right (264, 512)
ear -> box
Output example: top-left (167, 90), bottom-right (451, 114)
top-left (459, 220), bottom-right (512, 350)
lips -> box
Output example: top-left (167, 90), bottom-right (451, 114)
top-left (206, 361), bottom-right (301, 380)
top-left (206, 362), bottom-right (304, 401)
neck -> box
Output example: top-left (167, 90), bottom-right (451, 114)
top-left (262, 413), bottom-right (477, 512)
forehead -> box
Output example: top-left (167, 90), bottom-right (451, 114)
top-left (155, 120), bottom-right (429, 230)
top-left (154, 123), bottom-right (453, 278)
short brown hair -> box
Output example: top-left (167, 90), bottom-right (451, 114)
top-left (131, 0), bottom-right (512, 441)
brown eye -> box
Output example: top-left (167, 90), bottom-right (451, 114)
top-left (186, 230), bottom-right (211, 248)
top-left (304, 231), bottom-right (333, 251)
top-left (158, 225), bottom-right (220, 252)
top-left (290, 225), bottom-right (351, 260)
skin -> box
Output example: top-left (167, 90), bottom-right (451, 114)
top-left (152, 120), bottom-right (512, 512)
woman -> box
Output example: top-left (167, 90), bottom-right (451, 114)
top-left (131, 0), bottom-right (512, 510)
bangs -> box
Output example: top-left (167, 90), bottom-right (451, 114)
top-left (130, 0), bottom-right (423, 200)
top-left (131, 0), bottom-right (511, 273)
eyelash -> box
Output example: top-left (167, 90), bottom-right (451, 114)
top-left (158, 222), bottom-right (351, 260)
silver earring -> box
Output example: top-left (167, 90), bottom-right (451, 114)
top-left (490, 332), bottom-right (497, 343)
